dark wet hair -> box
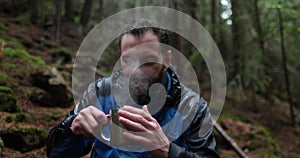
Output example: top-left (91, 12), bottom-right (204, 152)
top-left (118, 18), bottom-right (170, 51)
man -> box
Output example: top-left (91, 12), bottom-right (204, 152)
top-left (47, 19), bottom-right (219, 158)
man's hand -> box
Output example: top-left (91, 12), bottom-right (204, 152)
top-left (70, 106), bottom-right (108, 138)
top-left (118, 105), bottom-right (169, 158)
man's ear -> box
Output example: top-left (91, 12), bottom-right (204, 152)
top-left (164, 50), bottom-right (172, 71)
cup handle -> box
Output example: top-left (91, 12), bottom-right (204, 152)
top-left (99, 114), bottom-right (110, 142)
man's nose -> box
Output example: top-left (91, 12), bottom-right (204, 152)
top-left (128, 57), bottom-right (142, 70)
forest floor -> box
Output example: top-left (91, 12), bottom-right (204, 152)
top-left (0, 13), bottom-right (299, 158)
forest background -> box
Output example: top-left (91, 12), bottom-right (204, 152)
top-left (0, 0), bottom-right (299, 157)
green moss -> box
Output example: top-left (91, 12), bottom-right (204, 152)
top-left (5, 112), bottom-right (27, 123)
top-left (250, 125), bottom-right (280, 157)
top-left (0, 72), bottom-right (8, 79)
top-left (7, 127), bottom-right (48, 145)
top-left (15, 112), bottom-right (27, 122)
top-left (0, 85), bottom-right (14, 94)
top-left (1, 47), bottom-right (48, 75)
top-left (4, 47), bottom-right (45, 65)
top-left (8, 38), bottom-right (25, 50)
top-left (5, 115), bottom-right (14, 123)
top-left (43, 114), bottom-right (52, 122)
top-left (51, 109), bottom-right (61, 120)
top-left (1, 62), bottom-right (17, 69)
top-left (8, 127), bottom-right (46, 136)
top-left (43, 109), bottom-right (62, 122)
top-left (51, 47), bottom-right (69, 54)
top-left (0, 86), bottom-right (19, 112)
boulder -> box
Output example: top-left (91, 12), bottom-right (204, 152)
top-left (0, 86), bottom-right (19, 112)
top-left (31, 67), bottom-right (73, 107)
top-left (29, 87), bottom-right (55, 107)
top-left (0, 127), bottom-right (47, 153)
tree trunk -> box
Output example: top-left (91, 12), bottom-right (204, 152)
top-left (30, 0), bottom-right (47, 26)
top-left (199, 0), bottom-right (207, 26)
top-left (80, 0), bottom-right (93, 27)
top-left (211, 0), bottom-right (216, 40)
top-left (98, 0), bottom-right (103, 20)
top-left (55, 0), bottom-right (62, 42)
top-left (173, 0), bottom-right (184, 75)
top-left (65, 0), bottom-right (74, 22)
top-left (190, 0), bottom-right (197, 20)
top-left (231, 1), bottom-right (253, 87)
top-left (277, 6), bottom-right (295, 126)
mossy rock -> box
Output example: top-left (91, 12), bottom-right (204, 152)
top-left (0, 86), bottom-right (19, 113)
top-left (31, 68), bottom-right (73, 107)
top-left (0, 137), bottom-right (3, 155)
top-left (4, 47), bottom-right (45, 65)
top-left (0, 127), bottom-right (48, 152)
top-left (5, 112), bottom-right (27, 123)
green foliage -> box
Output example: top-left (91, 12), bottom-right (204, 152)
top-left (0, 72), bottom-right (8, 79)
top-left (51, 109), bottom-right (62, 120)
top-left (0, 86), bottom-right (19, 112)
top-left (15, 112), bottom-right (27, 122)
top-left (7, 126), bottom-right (48, 142)
top-left (227, 75), bottom-right (247, 100)
top-left (5, 112), bottom-right (27, 123)
top-left (0, 44), bottom-right (48, 82)
top-left (5, 115), bottom-right (14, 123)
top-left (254, 125), bottom-right (280, 157)
top-left (43, 109), bottom-right (62, 122)
top-left (0, 85), bottom-right (14, 94)
top-left (4, 47), bottom-right (45, 65)
top-left (1, 62), bottom-right (17, 69)
top-left (0, 22), bottom-right (7, 31)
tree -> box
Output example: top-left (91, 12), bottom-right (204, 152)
top-left (55, 0), bottom-right (62, 42)
top-left (30, 0), bottom-right (47, 26)
top-left (65, 0), bottom-right (74, 22)
top-left (277, 5), bottom-right (295, 126)
top-left (80, 0), bottom-right (94, 33)
top-left (231, 0), bottom-right (250, 86)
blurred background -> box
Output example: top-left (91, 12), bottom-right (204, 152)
top-left (0, 0), bottom-right (299, 157)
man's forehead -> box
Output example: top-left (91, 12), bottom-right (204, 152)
top-left (121, 31), bottom-right (160, 51)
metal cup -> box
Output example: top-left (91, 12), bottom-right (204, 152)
top-left (100, 109), bottom-right (126, 146)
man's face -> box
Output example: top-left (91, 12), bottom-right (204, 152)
top-left (119, 30), bottom-right (169, 104)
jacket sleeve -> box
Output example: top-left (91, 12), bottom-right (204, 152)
top-left (46, 77), bottom-right (111, 157)
top-left (46, 110), bottom-right (94, 158)
top-left (46, 79), bottom-right (102, 158)
top-left (168, 101), bottom-right (220, 158)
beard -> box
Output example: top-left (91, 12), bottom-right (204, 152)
top-left (128, 67), bottom-right (165, 105)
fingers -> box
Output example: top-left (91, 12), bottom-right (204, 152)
top-left (119, 116), bottom-right (147, 132)
top-left (70, 117), bottom-right (88, 135)
top-left (90, 107), bottom-right (109, 126)
top-left (70, 114), bottom-right (94, 137)
top-left (118, 105), bottom-right (160, 131)
top-left (70, 106), bottom-right (107, 138)
top-left (120, 105), bottom-right (145, 115)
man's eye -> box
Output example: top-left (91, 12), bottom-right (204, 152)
top-left (122, 56), bottom-right (131, 64)
top-left (144, 62), bottom-right (156, 66)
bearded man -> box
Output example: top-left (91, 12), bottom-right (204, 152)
top-left (47, 19), bottom-right (219, 158)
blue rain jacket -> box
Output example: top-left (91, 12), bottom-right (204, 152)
top-left (47, 69), bottom-right (219, 158)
